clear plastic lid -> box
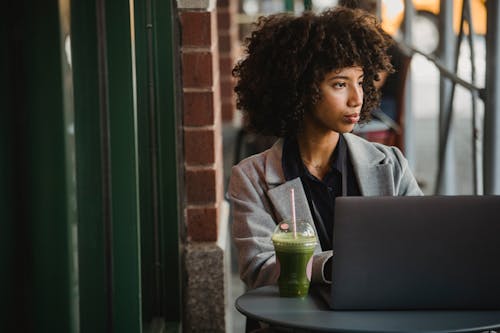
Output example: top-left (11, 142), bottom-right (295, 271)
top-left (272, 220), bottom-right (317, 247)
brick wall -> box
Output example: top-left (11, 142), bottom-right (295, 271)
top-left (217, 0), bottom-right (239, 122)
top-left (179, 1), bottom-right (223, 242)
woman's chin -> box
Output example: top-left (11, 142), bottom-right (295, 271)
top-left (335, 124), bottom-right (356, 134)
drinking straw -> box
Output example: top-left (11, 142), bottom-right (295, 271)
top-left (291, 188), bottom-right (297, 238)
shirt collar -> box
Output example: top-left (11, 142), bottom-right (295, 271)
top-left (282, 134), bottom-right (347, 181)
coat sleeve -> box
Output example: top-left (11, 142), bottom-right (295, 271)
top-left (228, 164), bottom-right (280, 289)
top-left (229, 163), bottom-right (333, 288)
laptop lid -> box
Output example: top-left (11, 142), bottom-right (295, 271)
top-left (330, 195), bottom-right (500, 310)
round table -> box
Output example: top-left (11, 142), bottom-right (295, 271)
top-left (236, 286), bottom-right (500, 332)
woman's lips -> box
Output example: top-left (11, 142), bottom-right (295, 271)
top-left (344, 113), bottom-right (360, 124)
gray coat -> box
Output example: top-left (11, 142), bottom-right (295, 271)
top-left (228, 133), bottom-right (422, 289)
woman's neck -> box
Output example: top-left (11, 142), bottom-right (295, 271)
top-left (296, 130), bottom-right (340, 180)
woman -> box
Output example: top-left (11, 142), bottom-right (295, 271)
top-left (229, 6), bottom-right (422, 290)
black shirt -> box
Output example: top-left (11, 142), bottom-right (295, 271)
top-left (282, 135), bottom-right (361, 250)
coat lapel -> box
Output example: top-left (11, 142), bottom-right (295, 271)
top-left (263, 139), bottom-right (323, 252)
top-left (267, 177), bottom-right (315, 223)
top-left (264, 139), bottom-right (286, 187)
top-left (263, 140), bottom-right (314, 221)
top-left (344, 133), bottom-right (395, 196)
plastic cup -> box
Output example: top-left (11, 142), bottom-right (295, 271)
top-left (272, 220), bottom-right (317, 297)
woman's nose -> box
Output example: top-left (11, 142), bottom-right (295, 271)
top-left (347, 86), bottom-right (363, 108)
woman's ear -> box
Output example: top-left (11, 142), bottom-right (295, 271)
top-left (374, 71), bottom-right (388, 90)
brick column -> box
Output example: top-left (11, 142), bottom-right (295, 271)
top-left (177, 0), bottom-right (230, 332)
top-left (179, 0), bottom-right (223, 243)
top-left (217, 0), bottom-right (239, 123)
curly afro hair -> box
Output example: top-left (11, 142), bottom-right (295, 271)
top-left (232, 7), bottom-right (394, 138)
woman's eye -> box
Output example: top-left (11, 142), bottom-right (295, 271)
top-left (358, 81), bottom-right (364, 86)
top-left (333, 82), bottom-right (346, 88)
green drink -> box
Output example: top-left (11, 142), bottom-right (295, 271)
top-left (272, 220), bottom-right (317, 297)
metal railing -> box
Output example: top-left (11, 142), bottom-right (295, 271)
top-left (399, 0), bottom-right (493, 195)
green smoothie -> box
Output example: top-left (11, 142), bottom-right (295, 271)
top-left (272, 230), bottom-right (317, 297)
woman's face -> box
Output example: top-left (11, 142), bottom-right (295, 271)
top-left (307, 66), bottom-right (364, 134)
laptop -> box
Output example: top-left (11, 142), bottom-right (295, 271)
top-left (321, 195), bottom-right (500, 310)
